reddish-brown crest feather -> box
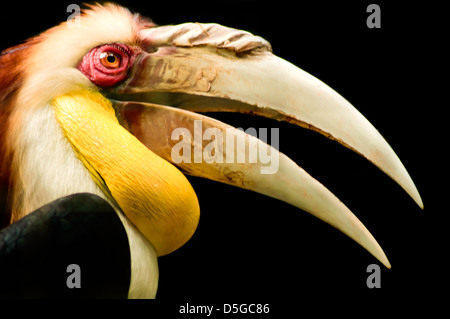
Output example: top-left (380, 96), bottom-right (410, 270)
top-left (0, 37), bottom-right (41, 227)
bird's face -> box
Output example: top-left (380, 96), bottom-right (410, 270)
top-left (2, 4), bottom-right (422, 268)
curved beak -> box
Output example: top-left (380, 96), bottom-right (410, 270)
top-left (107, 23), bottom-right (423, 268)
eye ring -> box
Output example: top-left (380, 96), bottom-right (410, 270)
top-left (99, 51), bottom-right (121, 69)
top-left (78, 43), bottom-right (135, 87)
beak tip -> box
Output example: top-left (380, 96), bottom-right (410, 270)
top-left (373, 248), bottom-right (391, 269)
top-left (406, 181), bottom-right (424, 210)
top-left (383, 257), bottom-right (392, 269)
top-left (415, 195), bottom-right (424, 210)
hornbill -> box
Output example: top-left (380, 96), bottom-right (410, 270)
top-left (0, 3), bottom-right (423, 298)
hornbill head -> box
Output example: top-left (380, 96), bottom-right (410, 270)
top-left (0, 3), bottom-right (422, 298)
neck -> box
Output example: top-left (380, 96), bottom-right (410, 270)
top-left (11, 103), bottom-right (104, 220)
top-left (10, 102), bottom-right (159, 298)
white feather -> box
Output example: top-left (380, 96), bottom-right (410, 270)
top-left (18, 4), bottom-right (140, 112)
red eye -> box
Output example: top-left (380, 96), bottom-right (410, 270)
top-left (78, 43), bottom-right (135, 87)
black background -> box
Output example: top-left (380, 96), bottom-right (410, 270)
top-left (0, 0), bottom-right (444, 315)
